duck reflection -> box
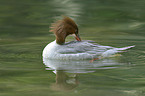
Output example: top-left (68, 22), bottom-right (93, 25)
top-left (50, 70), bottom-right (79, 91)
top-left (43, 58), bottom-right (123, 91)
top-left (43, 58), bottom-right (121, 73)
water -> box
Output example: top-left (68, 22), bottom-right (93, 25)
top-left (0, 0), bottom-right (145, 96)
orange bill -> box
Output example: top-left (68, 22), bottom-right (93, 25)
top-left (75, 34), bottom-right (81, 41)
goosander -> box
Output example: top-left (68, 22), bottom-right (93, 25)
top-left (42, 16), bottom-right (135, 61)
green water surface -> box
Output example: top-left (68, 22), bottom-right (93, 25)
top-left (0, 0), bottom-right (145, 96)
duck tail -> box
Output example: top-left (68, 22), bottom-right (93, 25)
top-left (114, 45), bottom-right (135, 51)
top-left (101, 45), bottom-right (135, 58)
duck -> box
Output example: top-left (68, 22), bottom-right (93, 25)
top-left (42, 16), bottom-right (135, 61)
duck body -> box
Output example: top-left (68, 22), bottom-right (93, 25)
top-left (42, 16), bottom-right (135, 61)
top-left (43, 40), bottom-right (96, 60)
top-left (42, 40), bottom-right (134, 60)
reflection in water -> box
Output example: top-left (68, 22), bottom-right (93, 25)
top-left (50, 70), bottom-right (79, 91)
top-left (43, 58), bottom-right (123, 73)
top-left (51, 0), bottom-right (82, 21)
top-left (43, 57), bottom-right (125, 91)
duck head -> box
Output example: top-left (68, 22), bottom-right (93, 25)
top-left (50, 16), bottom-right (81, 45)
